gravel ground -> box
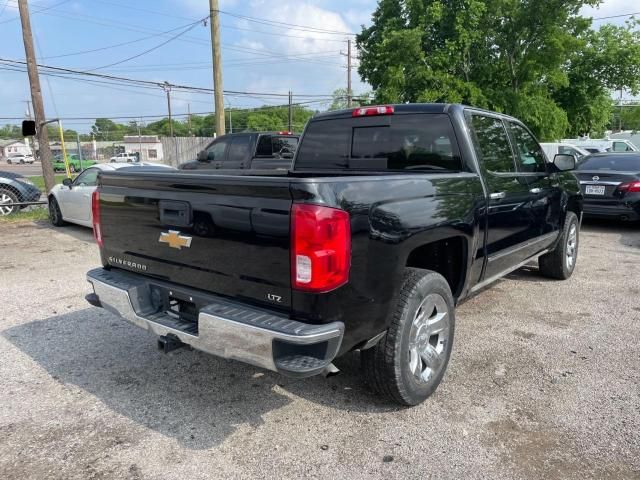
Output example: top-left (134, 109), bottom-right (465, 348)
top-left (0, 220), bottom-right (638, 479)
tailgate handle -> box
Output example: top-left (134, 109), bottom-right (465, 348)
top-left (159, 200), bottom-right (192, 227)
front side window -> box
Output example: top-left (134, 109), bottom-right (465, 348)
top-left (466, 114), bottom-right (515, 173)
top-left (507, 122), bottom-right (547, 173)
top-left (205, 139), bottom-right (228, 161)
top-left (74, 168), bottom-right (99, 186)
top-left (613, 141), bottom-right (633, 152)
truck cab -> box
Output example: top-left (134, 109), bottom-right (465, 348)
top-left (179, 132), bottom-right (299, 171)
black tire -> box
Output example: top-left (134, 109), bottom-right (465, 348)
top-left (361, 268), bottom-right (455, 406)
top-left (6, 159), bottom-right (11, 164)
top-left (48, 196), bottom-right (66, 226)
top-left (0, 188), bottom-right (19, 216)
top-left (539, 211), bottom-right (579, 280)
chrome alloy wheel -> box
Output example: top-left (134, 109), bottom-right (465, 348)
top-left (0, 192), bottom-right (16, 216)
top-left (566, 224), bottom-right (577, 270)
top-left (408, 293), bottom-right (450, 384)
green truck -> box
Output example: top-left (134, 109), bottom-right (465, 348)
top-left (53, 154), bottom-right (97, 173)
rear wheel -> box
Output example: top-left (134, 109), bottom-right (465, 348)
top-left (539, 211), bottom-right (579, 279)
top-left (361, 268), bottom-right (455, 406)
top-left (0, 189), bottom-right (19, 216)
top-left (48, 196), bottom-right (66, 226)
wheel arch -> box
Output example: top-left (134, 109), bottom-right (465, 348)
top-left (405, 235), bottom-right (468, 300)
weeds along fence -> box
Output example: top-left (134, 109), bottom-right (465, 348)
top-left (160, 137), bottom-right (214, 167)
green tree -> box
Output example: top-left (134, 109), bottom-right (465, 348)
top-left (329, 88), bottom-right (372, 110)
top-left (356, 0), bottom-right (640, 140)
top-left (620, 106), bottom-right (640, 131)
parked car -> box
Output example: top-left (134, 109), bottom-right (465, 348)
top-left (85, 103), bottom-right (581, 406)
top-left (179, 132), bottom-right (300, 171)
top-left (0, 171), bottom-right (41, 215)
top-left (574, 152), bottom-right (640, 222)
top-left (109, 152), bottom-right (139, 163)
top-left (7, 153), bottom-right (35, 164)
top-left (53, 154), bottom-right (97, 173)
top-left (562, 138), bottom-right (638, 153)
top-left (540, 143), bottom-right (589, 162)
top-left (48, 162), bottom-right (174, 227)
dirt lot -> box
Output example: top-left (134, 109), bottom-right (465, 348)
top-left (0, 220), bottom-right (638, 479)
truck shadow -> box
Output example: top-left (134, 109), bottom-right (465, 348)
top-left (3, 309), bottom-right (399, 450)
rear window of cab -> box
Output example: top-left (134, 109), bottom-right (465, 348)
top-left (295, 113), bottom-right (462, 171)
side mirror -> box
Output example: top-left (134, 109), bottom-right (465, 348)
top-left (62, 178), bottom-right (73, 187)
top-left (553, 153), bottom-right (576, 171)
top-left (22, 120), bottom-right (36, 137)
top-left (197, 150), bottom-right (208, 162)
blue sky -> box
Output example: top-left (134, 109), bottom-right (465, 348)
top-left (0, 0), bottom-right (635, 132)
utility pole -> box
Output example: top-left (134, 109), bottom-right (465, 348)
top-left (209, 0), bottom-right (225, 136)
top-left (347, 39), bottom-right (352, 108)
top-left (18, 0), bottom-right (54, 192)
top-left (163, 81), bottom-right (174, 137)
top-left (288, 90), bottom-right (293, 132)
top-left (187, 103), bottom-right (192, 136)
top-left (76, 132), bottom-right (82, 171)
top-left (137, 119), bottom-right (142, 161)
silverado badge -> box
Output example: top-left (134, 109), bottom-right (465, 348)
top-left (159, 230), bottom-right (192, 250)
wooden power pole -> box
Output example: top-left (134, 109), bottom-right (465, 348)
top-left (18, 0), bottom-right (55, 193)
top-left (288, 91), bottom-right (293, 132)
top-left (163, 81), bottom-right (174, 137)
top-left (209, 0), bottom-right (225, 136)
top-left (347, 39), bottom-right (352, 107)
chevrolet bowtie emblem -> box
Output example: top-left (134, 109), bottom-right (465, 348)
top-left (159, 230), bottom-right (192, 250)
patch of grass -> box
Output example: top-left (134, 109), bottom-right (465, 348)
top-left (27, 174), bottom-right (74, 191)
top-left (0, 207), bottom-right (49, 224)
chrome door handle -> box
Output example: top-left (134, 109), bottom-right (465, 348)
top-left (489, 192), bottom-right (506, 200)
top-left (529, 188), bottom-right (542, 194)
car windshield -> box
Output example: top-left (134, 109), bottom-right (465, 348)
top-left (577, 154), bottom-right (640, 171)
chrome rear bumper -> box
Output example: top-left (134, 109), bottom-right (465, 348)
top-left (86, 268), bottom-right (344, 377)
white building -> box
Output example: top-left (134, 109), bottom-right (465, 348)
top-left (123, 135), bottom-right (163, 162)
top-left (0, 139), bottom-right (33, 159)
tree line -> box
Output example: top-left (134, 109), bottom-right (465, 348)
top-left (0, 104), bottom-right (318, 142)
top-left (356, 0), bottom-right (640, 140)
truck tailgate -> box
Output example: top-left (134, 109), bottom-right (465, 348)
top-left (98, 171), bottom-right (293, 308)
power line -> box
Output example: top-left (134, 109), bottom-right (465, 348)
top-left (0, 58), bottom-right (340, 98)
top-left (85, 17), bottom-right (207, 72)
top-left (0, 0), bottom-right (71, 25)
top-left (592, 11), bottom-right (640, 20)
top-left (40, 22), bottom-right (203, 60)
top-left (216, 9), bottom-right (356, 36)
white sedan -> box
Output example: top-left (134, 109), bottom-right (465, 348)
top-left (47, 162), bottom-right (174, 227)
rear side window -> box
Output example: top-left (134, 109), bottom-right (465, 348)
top-left (227, 136), bottom-right (252, 163)
top-left (506, 122), bottom-right (547, 173)
top-left (466, 114), bottom-right (515, 173)
top-left (296, 113), bottom-right (462, 171)
top-left (256, 136), bottom-right (299, 157)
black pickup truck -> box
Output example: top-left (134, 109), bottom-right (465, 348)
top-left (86, 104), bottom-right (582, 406)
top-left (179, 131), bottom-right (299, 171)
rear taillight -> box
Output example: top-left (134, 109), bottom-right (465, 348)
top-left (291, 204), bottom-right (351, 292)
top-left (618, 181), bottom-right (640, 193)
top-left (91, 190), bottom-right (103, 247)
top-left (277, 131), bottom-right (292, 135)
top-left (352, 105), bottom-right (394, 117)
